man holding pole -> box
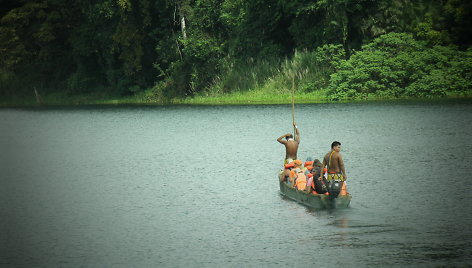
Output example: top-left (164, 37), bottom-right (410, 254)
top-left (277, 122), bottom-right (300, 164)
top-left (278, 77), bottom-right (299, 164)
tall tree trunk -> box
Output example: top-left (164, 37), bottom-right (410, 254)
top-left (181, 16), bottom-right (187, 40)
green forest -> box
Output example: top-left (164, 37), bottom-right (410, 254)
top-left (1, 0), bottom-right (471, 105)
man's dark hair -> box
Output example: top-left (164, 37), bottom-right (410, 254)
top-left (331, 141), bottom-right (341, 148)
top-left (313, 159), bottom-right (322, 167)
top-left (286, 134), bottom-right (293, 140)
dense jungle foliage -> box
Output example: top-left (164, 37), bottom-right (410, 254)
top-left (0, 0), bottom-right (471, 102)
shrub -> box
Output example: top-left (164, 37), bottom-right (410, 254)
top-left (328, 33), bottom-right (472, 100)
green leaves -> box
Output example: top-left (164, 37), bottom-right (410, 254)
top-left (328, 33), bottom-right (472, 100)
top-left (0, 0), bottom-right (471, 101)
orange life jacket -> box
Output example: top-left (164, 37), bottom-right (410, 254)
top-left (339, 182), bottom-right (349, 195)
top-left (295, 172), bottom-right (307, 191)
top-left (284, 163), bottom-right (295, 169)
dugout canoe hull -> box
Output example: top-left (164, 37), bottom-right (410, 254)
top-left (279, 181), bottom-right (351, 209)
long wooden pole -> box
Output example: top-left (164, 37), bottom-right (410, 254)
top-left (291, 75), bottom-right (295, 136)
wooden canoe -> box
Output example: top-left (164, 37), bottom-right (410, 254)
top-left (279, 181), bottom-right (351, 209)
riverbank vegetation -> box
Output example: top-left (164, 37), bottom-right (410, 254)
top-left (1, 0), bottom-right (471, 106)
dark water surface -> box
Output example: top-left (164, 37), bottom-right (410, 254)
top-left (1, 101), bottom-right (472, 267)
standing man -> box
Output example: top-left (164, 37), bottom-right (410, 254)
top-left (277, 122), bottom-right (300, 164)
top-left (319, 141), bottom-right (347, 182)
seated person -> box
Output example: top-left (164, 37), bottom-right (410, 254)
top-left (310, 159), bottom-right (323, 179)
top-left (304, 157), bottom-right (314, 175)
top-left (291, 160), bottom-right (307, 190)
top-left (310, 159), bottom-right (328, 194)
top-left (280, 160), bottom-right (295, 183)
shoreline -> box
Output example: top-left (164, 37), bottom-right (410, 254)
top-left (1, 90), bottom-right (471, 108)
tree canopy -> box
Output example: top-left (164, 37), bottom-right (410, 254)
top-left (0, 0), bottom-right (471, 100)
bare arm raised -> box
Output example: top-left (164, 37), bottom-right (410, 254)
top-left (277, 133), bottom-right (292, 144)
top-left (293, 122), bottom-right (300, 143)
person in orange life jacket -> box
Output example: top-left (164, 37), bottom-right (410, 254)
top-left (288, 160), bottom-right (300, 185)
top-left (279, 160), bottom-right (294, 183)
top-left (303, 156), bottom-right (314, 175)
top-left (277, 122), bottom-right (300, 164)
top-left (291, 160), bottom-right (308, 190)
top-left (303, 157), bottom-right (315, 193)
top-left (319, 141), bottom-right (347, 182)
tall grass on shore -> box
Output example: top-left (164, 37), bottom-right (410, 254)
top-left (198, 45), bottom-right (344, 99)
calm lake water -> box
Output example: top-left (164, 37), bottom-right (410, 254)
top-left (1, 101), bottom-right (472, 267)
